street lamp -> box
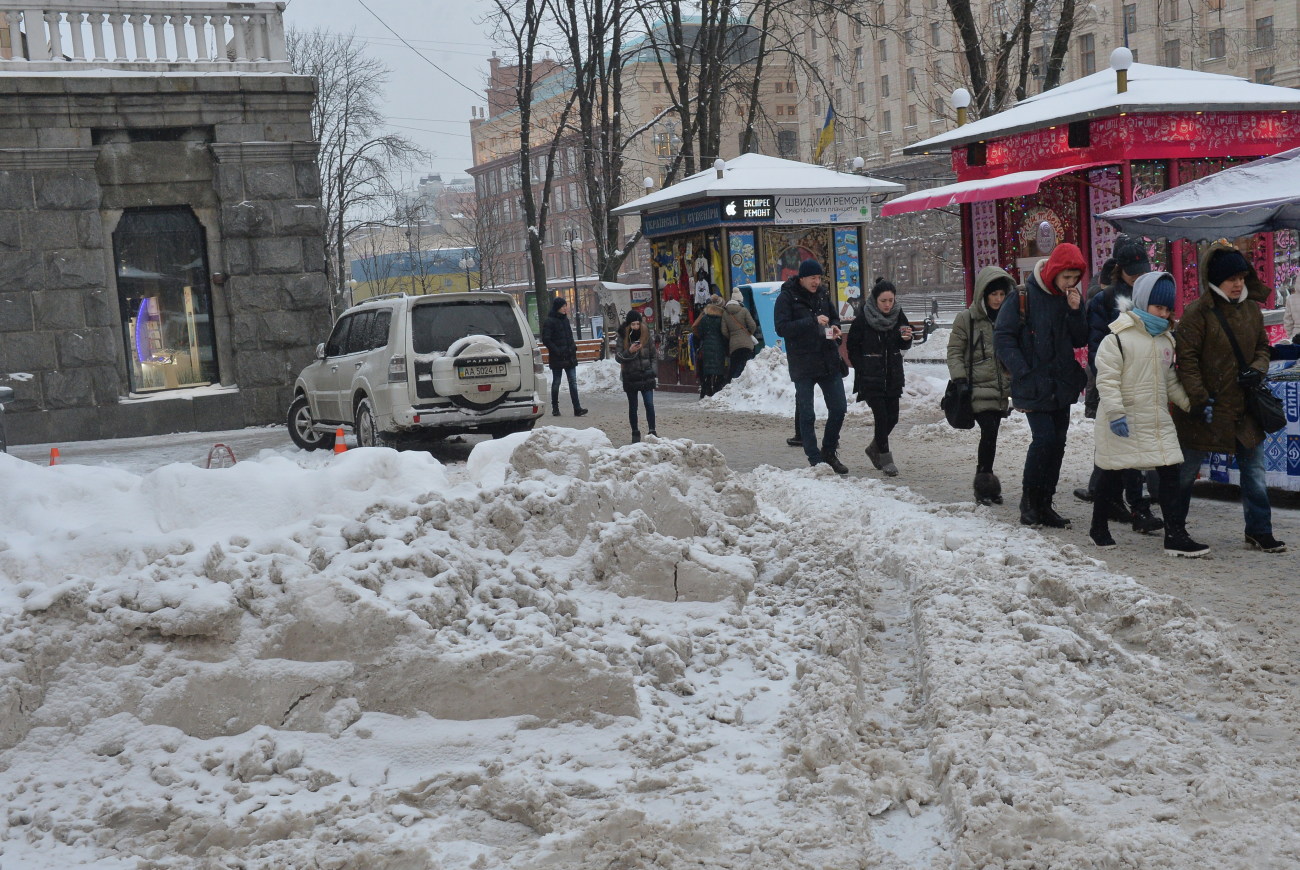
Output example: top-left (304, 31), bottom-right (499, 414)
top-left (561, 231), bottom-right (581, 338)
top-left (459, 254), bottom-right (476, 290)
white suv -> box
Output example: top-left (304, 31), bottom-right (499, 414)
top-left (287, 291), bottom-right (544, 450)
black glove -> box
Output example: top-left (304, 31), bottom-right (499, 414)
top-left (1238, 368), bottom-right (1264, 389)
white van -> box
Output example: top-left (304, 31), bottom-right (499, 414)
top-left (287, 292), bottom-right (544, 449)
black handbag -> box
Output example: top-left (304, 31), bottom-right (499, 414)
top-left (1210, 306), bottom-right (1286, 434)
top-left (941, 321), bottom-right (976, 429)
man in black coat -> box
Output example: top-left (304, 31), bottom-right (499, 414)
top-left (774, 259), bottom-right (848, 474)
top-left (541, 296), bottom-right (588, 416)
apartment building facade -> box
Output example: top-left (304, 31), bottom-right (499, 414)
top-left (794, 0), bottom-right (1300, 299)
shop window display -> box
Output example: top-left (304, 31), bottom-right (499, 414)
top-left (112, 208), bottom-right (219, 393)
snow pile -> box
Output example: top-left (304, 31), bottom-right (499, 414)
top-left (2, 427), bottom-right (1298, 867)
top-left (576, 357), bottom-right (623, 393)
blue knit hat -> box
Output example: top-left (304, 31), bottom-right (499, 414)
top-left (1132, 271), bottom-right (1177, 312)
top-left (797, 259), bottom-right (825, 278)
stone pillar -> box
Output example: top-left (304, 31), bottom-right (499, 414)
top-left (211, 141), bottom-right (330, 426)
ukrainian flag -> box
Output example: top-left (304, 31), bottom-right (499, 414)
top-left (813, 102), bottom-right (835, 162)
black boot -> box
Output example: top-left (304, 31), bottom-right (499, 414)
top-left (1019, 488), bottom-right (1042, 526)
top-left (1037, 491), bottom-right (1071, 528)
top-left (1165, 526), bottom-right (1211, 557)
top-left (974, 472), bottom-right (1002, 506)
top-left (631, 429), bottom-right (641, 444)
top-left (574, 407), bottom-right (589, 417)
top-left (1130, 501), bottom-right (1164, 535)
top-left (551, 405), bottom-right (561, 417)
top-left (1089, 524), bottom-right (1117, 548)
top-left (822, 450), bottom-right (848, 475)
top-left (1106, 498), bottom-right (1133, 524)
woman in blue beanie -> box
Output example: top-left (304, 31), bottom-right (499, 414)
top-left (1090, 271), bottom-right (1206, 555)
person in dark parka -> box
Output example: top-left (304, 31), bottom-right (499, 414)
top-left (691, 294), bottom-right (731, 397)
top-left (994, 242), bottom-right (1089, 528)
top-left (541, 296), bottom-right (587, 417)
top-left (614, 309), bottom-right (657, 443)
top-left (847, 279), bottom-right (912, 476)
top-left (774, 258), bottom-right (849, 474)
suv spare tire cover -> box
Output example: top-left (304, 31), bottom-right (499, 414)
top-left (441, 334), bottom-right (523, 407)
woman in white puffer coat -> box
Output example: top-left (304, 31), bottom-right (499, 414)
top-left (1090, 271), bottom-right (1207, 555)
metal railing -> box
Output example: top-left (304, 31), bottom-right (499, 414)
top-left (0, 2), bottom-right (288, 72)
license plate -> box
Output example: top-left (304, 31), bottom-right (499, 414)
top-left (457, 364), bottom-right (507, 379)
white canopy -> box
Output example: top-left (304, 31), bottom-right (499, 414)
top-left (612, 153), bottom-right (902, 216)
top-left (1098, 147), bottom-right (1300, 240)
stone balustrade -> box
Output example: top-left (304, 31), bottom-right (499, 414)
top-left (0, 1), bottom-right (289, 72)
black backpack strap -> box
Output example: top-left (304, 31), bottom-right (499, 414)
top-left (1209, 303), bottom-right (1249, 370)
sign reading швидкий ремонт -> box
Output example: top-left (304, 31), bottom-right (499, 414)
top-left (774, 194), bottom-right (873, 225)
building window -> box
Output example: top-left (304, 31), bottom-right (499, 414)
top-left (1078, 33), bottom-right (1095, 75)
top-left (1162, 0), bottom-right (1179, 20)
top-left (882, 110), bottom-right (892, 132)
top-left (835, 88), bottom-right (843, 110)
top-left (776, 105), bottom-right (784, 116)
top-left (907, 67), bottom-right (918, 91)
top-left (878, 38), bottom-right (887, 61)
top-left (1121, 4), bottom-right (1136, 36)
top-left (933, 97), bottom-right (945, 119)
top-left (1255, 66), bottom-right (1274, 84)
top-left (857, 82), bottom-right (866, 104)
top-left (777, 129), bottom-right (797, 158)
top-left (112, 207), bottom-right (219, 394)
top-left (880, 75), bottom-right (890, 97)
top-left (907, 105), bottom-right (917, 128)
top-left (855, 47), bottom-right (863, 70)
top-left (1256, 17), bottom-right (1274, 50)
top-left (930, 21), bottom-right (942, 45)
top-left (1032, 44), bottom-right (1047, 81)
top-left (1208, 27), bottom-right (1225, 60)
top-left (1164, 39), bottom-right (1180, 67)
top-left (652, 81), bottom-right (661, 93)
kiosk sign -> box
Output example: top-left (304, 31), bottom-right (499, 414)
top-left (774, 193), bottom-right (873, 225)
top-left (721, 195), bottom-right (775, 221)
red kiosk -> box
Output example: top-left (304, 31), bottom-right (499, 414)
top-left (881, 50), bottom-right (1300, 314)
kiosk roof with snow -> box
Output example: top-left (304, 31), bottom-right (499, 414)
top-left (880, 53), bottom-right (1300, 311)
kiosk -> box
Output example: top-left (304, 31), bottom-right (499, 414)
top-left (612, 154), bottom-right (901, 391)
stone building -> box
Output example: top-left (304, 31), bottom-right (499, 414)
top-left (0, 2), bottom-right (328, 446)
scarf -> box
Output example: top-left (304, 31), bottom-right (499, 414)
top-left (1210, 283), bottom-right (1245, 304)
top-left (858, 297), bottom-right (902, 332)
top-left (1132, 309), bottom-right (1169, 336)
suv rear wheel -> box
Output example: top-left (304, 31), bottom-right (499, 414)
top-left (354, 397), bottom-right (393, 448)
top-left (287, 395), bottom-right (336, 451)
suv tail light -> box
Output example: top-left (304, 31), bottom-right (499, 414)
top-left (533, 348), bottom-right (544, 375)
top-left (388, 355), bottom-right (408, 383)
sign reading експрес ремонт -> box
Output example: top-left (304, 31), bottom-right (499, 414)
top-left (774, 193), bottom-right (873, 225)
top-left (720, 196), bottom-right (775, 221)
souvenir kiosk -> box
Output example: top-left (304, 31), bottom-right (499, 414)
top-left (612, 153), bottom-right (901, 391)
top-left (880, 51), bottom-right (1300, 316)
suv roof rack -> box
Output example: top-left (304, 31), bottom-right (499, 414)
top-left (360, 292), bottom-right (409, 303)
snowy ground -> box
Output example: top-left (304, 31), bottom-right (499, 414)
top-left (3, 346), bottom-right (1299, 868)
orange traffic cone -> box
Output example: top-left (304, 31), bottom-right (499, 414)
top-left (48, 447), bottom-right (60, 466)
top-left (333, 428), bottom-right (347, 454)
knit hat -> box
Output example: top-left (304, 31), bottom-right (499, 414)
top-left (798, 259), bottom-right (825, 278)
top-left (624, 308), bottom-right (643, 324)
top-left (731, 288), bottom-right (744, 303)
top-left (550, 295), bottom-right (568, 313)
top-left (1112, 236), bottom-right (1152, 278)
top-left (708, 294), bottom-right (724, 306)
top-left (1039, 242), bottom-right (1088, 294)
top-left (871, 279), bottom-right (897, 300)
top-left (1132, 271), bottom-right (1177, 312)
top-left (1206, 249), bottom-right (1251, 286)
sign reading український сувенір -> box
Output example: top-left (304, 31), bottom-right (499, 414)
top-left (774, 194), bottom-right (874, 225)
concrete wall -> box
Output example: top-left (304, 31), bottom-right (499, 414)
top-left (0, 74), bottom-right (330, 445)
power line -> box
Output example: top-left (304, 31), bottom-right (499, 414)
top-left (353, 0), bottom-right (482, 98)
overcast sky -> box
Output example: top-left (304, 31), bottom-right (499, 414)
top-left (283, 0), bottom-right (494, 186)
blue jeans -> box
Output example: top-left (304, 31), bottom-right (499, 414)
top-left (1177, 442), bottom-right (1272, 536)
top-left (794, 372), bottom-right (847, 465)
top-left (626, 388), bottom-right (655, 432)
top-left (550, 366), bottom-right (580, 411)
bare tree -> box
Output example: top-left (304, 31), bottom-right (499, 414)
top-left (287, 28), bottom-right (426, 317)
top-left (943, 0), bottom-right (1078, 117)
